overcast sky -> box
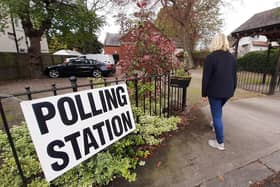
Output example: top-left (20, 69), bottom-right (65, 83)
top-left (221, 0), bottom-right (280, 34)
top-left (97, 0), bottom-right (280, 43)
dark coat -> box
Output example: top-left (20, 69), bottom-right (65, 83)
top-left (202, 50), bottom-right (237, 98)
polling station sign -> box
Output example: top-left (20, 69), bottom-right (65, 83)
top-left (20, 84), bottom-right (135, 182)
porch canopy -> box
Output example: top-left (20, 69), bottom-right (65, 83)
top-left (231, 7), bottom-right (280, 94)
top-left (231, 7), bottom-right (280, 42)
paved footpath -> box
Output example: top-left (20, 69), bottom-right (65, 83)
top-left (111, 94), bottom-right (280, 187)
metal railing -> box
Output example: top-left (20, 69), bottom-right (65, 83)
top-left (0, 73), bottom-right (188, 186)
top-left (237, 71), bottom-right (280, 94)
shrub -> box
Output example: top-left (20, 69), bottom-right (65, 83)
top-left (192, 50), bottom-right (210, 60)
top-left (192, 50), bottom-right (210, 67)
top-left (0, 108), bottom-right (180, 186)
top-left (237, 49), bottom-right (279, 74)
top-left (119, 21), bottom-right (176, 76)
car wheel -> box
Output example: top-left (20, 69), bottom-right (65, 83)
top-left (49, 69), bottom-right (60, 78)
top-left (92, 69), bottom-right (102, 78)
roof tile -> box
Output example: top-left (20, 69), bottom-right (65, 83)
top-left (104, 33), bottom-right (122, 46)
top-left (232, 7), bottom-right (280, 34)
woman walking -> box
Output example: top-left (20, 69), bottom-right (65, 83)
top-left (202, 33), bottom-right (237, 151)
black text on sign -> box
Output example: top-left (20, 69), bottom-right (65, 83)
top-left (20, 84), bottom-right (136, 182)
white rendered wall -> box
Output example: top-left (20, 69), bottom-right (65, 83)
top-left (0, 17), bottom-right (49, 53)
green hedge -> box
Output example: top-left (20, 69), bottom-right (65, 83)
top-left (237, 49), bottom-right (279, 74)
top-left (0, 108), bottom-right (180, 187)
top-left (192, 50), bottom-right (210, 60)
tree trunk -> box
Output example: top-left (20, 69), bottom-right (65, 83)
top-left (184, 49), bottom-right (194, 69)
top-left (183, 30), bottom-right (194, 69)
top-left (28, 36), bottom-right (43, 78)
top-left (29, 36), bottom-right (41, 64)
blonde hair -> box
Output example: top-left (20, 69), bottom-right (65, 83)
top-left (209, 33), bottom-right (230, 52)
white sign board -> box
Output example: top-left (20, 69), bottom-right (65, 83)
top-left (20, 84), bottom-right (136, 182)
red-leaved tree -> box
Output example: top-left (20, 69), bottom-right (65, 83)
top-left (119, 21), bottom-right (176, 76)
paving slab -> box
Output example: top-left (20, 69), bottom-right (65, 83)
top-left (202, 162), bottom-right (273, 187)
top-left (260, 150), bottom-right (280, 172)
top-left (110, 95), bottom-right (280, 187)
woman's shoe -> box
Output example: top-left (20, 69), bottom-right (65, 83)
top-left (208, 139), bottom-right (225, 151)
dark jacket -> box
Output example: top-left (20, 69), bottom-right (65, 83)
top-left (202, 50), bottom-right (237, 98)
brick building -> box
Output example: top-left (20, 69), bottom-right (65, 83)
top-left (103, 33), bottom-right (122, 63)
top-left (103, 21), bottom-right (170, 63)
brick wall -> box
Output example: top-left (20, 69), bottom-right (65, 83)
top-left (104, 46), bottom-right (123, 60)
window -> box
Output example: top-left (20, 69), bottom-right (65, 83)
top-left (68, 60), bottom-right (81, 65)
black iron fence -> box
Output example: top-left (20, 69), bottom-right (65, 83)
top-left (237, 71), bottom-right (280, 94)
top-left (0, 74), bottom-right (188, 186)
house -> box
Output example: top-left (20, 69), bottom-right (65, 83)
top-left (0, 16), bottom-right (49, 53)
top-left (237, 35), bottom-right (278, 57)
top-left (103, 21), bottom-right (175, 63)
top-left (231, 7), bottom-right (280, 57)
top-left (103, 33), bottom-right (122, 63)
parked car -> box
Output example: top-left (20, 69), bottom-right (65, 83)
top-left (64, 56), bottom-right (85, 63)
top-left (66, 54), bottom-right (115, 64)
top-left (44, 58), bottom-right (115, 78)
top-left (65, 54), bottom-right (116, 73)
top-left (85, 54), bottom-right (115, 65)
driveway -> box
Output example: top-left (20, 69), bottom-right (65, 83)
top-left (111, 94), bottom-right (280, 187)
top-left (0, 66), bottom-right (124, 128)
top-left (0, 66), bottom-right (124, 96)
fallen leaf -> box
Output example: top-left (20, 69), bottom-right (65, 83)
top-left (156, 161), bottom-right (162, 168)
top-left (139, 160), bottom-right (146, 166)
top-left (218, 175), bottom-right (224, 181)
